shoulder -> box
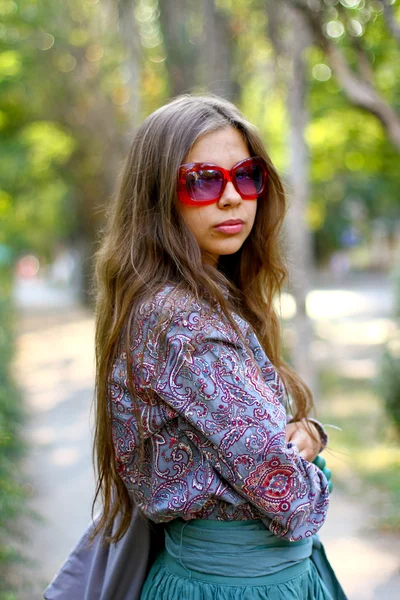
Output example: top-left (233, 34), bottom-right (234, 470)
top-left (136, 284), bottom-right (249, 344)
top-left (136, 284), bottom-right (193, 323)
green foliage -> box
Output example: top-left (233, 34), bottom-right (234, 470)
top-left (1, 0), bottom-right (399, 265)
top-left (0, 2), bottom-right (77, 257)
top-left (379, 259), bottom-right (400, 437)
top-left (232, 2), bottom-right (400, 262)
top-left (392, 255), bottom-right (400, 319)
top-left (319, 369), bottom-right (400, 530)
top-left (379, 338), bottom-right (400, 437)
top-left (0, 267), bottom-right (26, 597)
top-left (305, 45), bottom-right (400, 260)
top-left (0, 0), bottom-right (136, 259)
top-left (303, 1), bottom-right (400, 260)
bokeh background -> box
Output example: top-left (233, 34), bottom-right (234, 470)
top-left (1, 1), bottom-right (400, 598)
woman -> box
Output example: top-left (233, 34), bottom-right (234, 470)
top-left (45, 94), bottom-right (346, 600)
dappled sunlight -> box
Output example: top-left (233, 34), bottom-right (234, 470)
top-left (278, 288), bottom-right (393, 323)
top-left (315, 318), bottom-right (395, 346)
top-left (274, 292), bottom-right (296, 319)
top-left (354, 446), bottom-right (400, 474)
top-left (326, 441), bottom-right (400, 483)
top-left (26, 381), bottom-right (94, 412)
top-left (322, 448), bottom-right (353, 480)
top-left (307, 290), bottom-right (369, 319)
top-left (334, 358), bottom-right (378, 379)
top-left (14, 315), bottom-right (95, 413)
top-left (322, 391), bottom-right (381, 418)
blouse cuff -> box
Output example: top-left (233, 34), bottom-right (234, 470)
top-left (287, 415), bottom-right (328, 453)
top-left (306, 418), bottom-right (328, 453)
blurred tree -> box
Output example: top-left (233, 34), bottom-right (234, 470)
top-left (236, 0), bottom-right (400, 263)
top-left (285, 11), bottom-right (318, 394)
top-left (382, 0), bottom-right (400, 42)
top-left (1, 0), bottom-right (398, 286)
top-left (198, 0), bottom-right (234, 98)
top-left (0, 0), bottom-right (77, 258)
top-left (283, 0), bottom-right (400, 149)
top-left (265, 0), bottom-right (317, 392)
top-left (114, 0), bottom-right (142, 131)
top-left (159, 0), bottom-right (199, 95)
top-left (159, 0), bottom-right (233, 98)
top-left (0, 0), bottom-right (142, 298)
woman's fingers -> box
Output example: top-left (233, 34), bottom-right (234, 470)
top-left (286, 421), bottom-right (320, 462)
top-left (313, 458), bottom-right (333, 493)
top-left (286, 421), bottom-right (333, 492)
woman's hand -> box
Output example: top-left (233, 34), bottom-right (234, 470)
top-left (285, 419), bottom-right (321, 462)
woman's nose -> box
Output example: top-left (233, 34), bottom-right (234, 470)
top-left (218, 181), bottom-right (242, 207)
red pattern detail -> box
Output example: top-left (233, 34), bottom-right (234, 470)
top-left (244, 463), bottom-right (296, 503)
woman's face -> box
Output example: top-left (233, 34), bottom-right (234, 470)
top-left (177, 127), bottom-right (258, 266)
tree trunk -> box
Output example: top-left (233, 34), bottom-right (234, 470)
top-left (326, 43), bottom-right (400, 149)
top-left (116, 0), bottom-right (142, 136)
top-left (159, 0), bottom-right (198, 96)
top-left (282, 0), bottom-right (400, 151)
top-left (199, 0), bottom-right (234, 99)
top-left (264, 1), bottom-right (317, 395)
top-left (284, 10), bottom-right (318, 396)
top-left (382, 0), bottom-right (400, 45)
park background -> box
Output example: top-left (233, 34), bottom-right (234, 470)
top-left (1, 0), bottom-right (400, 598)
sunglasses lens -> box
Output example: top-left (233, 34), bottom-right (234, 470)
top-left (186, 169), bottom-right (223, 202)
top-left (235, 162), bottom-right (265, 197)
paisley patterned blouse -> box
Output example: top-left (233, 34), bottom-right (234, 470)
top-left (110, 286), bottom-right (330, 542)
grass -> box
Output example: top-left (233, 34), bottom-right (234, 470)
top-left (317, 369), bottom-right (400, 531)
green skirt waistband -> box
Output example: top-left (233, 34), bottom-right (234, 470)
top-left (163, 551), bottom-right (312, 586)
top-left (164, 519), bottom-right (313, 579)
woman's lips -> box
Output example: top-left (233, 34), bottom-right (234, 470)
top-left (214, 220), bottom-right (244, 234)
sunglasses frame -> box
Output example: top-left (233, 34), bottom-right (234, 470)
top-left (177, 157), bottom-right (268, 206)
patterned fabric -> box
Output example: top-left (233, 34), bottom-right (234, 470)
top-left (110, 286), bottom-right (329, 541)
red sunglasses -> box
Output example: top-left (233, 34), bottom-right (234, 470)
top-left (177, 157), bottom-right (268, 206)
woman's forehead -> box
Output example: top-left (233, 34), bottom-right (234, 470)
top-left (186, 127), bottom-right (250, 167)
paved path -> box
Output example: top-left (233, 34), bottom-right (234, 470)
top-left (13, 274), bottom-right (400, 599)
top-left (14, 307), bottom-right (96, 597)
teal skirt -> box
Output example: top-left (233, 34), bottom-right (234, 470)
top-left (141, 520), bottom-right (338, 600)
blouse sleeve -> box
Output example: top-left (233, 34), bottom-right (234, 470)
top-left (140, 301), bottom-right (330, 541)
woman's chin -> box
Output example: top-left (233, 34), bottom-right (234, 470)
top-left (204, 237), bottom-right (245, 258)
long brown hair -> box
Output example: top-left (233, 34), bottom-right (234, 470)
top-left (92, 94), bottom-right (314, 543)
